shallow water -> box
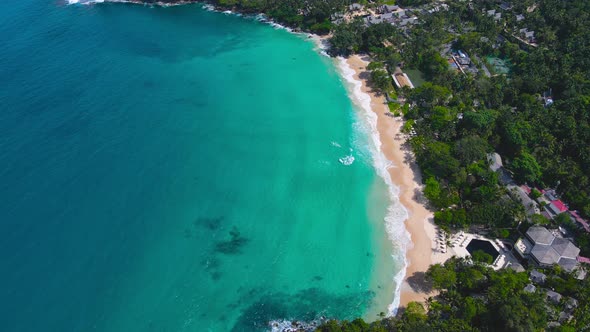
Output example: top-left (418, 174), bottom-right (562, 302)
top-left (0, 2), bottom-right (402, 330)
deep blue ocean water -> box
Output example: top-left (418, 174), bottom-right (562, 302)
top-left (0, 2), bottom-right (400, 331)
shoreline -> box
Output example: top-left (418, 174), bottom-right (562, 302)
top-left (66, 0), bottom-right (316, 35)
top-left (342, 55), bottom-right (439, 311)
top-left (69, 0), bottom-right (439, 316)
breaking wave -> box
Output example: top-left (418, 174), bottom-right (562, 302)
top-left (338, 154), bottom-right (355, 166)
top-left (336, 57), bottom-right (411, 316)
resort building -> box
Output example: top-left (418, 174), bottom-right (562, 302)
top-left (500, 2), bottom-right (513, 11)
top-left (349, 3), bottom-right (363, 11)
top-left (518, 28), bottom-right (536, 43)
top-left (379, 5), bottom-right (399, 14)
top-left (363, 4), bottom-right (417, 29)
top-left (524, 283), bottom-right (536, 293)
top-left (530, 269), bottom-right (547, 284)
top-left (450, 50), bottom-right (479, 75)
top-left (487, 152), bottom-right (503, 172)
top-left (447, 232), bottom-right (520, 270)
top-left (559, 312), bottom-right (573, 324)
top-left (532, 188), bottom-right (573, 221)
top-left (508, 262), bottom-right (525, 272)
top-left (509, 185), bottom-right (540, 216)
top-left (524, 187), bottom-right (590, 232)
top-left (546, 290), bottom-right (563, 304)
top-left (515, 226), bottom-right (580, 272)
top-left (486, 153), bottom-right (541, 217)
top-left (565, 298), bottom-right (578, 312)
top-left (392, 69), bottom-right (415, 89)
top-left (364, 16), bottom-right (383, 25)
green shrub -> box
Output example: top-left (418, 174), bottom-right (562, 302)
top-left (471, 250), bottom-right (494, 264)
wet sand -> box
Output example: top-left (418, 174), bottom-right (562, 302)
top-left (345, 54), bottom-right (441, 310)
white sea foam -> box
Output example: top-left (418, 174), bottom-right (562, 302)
top-left (201, 3), bottom-right (214, 11)
top-left (336, 57), bottom-right (411, 316)
top-left (331, 141), bottom-right (341, 148)
top-left (66, 0), bottom-right (297, 35)
top-left (254, 13), bottom-right (267, 22)
top-left (68, 0), bottom-right (134, 5)
top-left (268, 318), bottom-right (325, 332)
top-left (67, 0), bottom-right (194, 6)
top-left (338, 155), bottom-right (355, 166)
top-left (309, 35), bottom-right (330, 57)
top-left (268, 21), bottom-right (292, 32)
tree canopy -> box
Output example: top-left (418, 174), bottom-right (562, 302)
top-left (317, 257), bottom-right (590, 331)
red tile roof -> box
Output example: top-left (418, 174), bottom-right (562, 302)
top-left (551, 200), bottom-right (568, 212)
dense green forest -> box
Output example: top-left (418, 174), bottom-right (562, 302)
top-left (322, 0), bottom-right (590, 328)
top-left (328, 0), bottom-right (590, 255)
top-left (206, 0), bottom-right (353, 33)
top-left (316, 257), bottom-right (590, 331)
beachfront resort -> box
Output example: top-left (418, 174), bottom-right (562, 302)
top-left (315, 0), bottom-right (590, 329)
top-left (426, 152), bottom-right (589, 276)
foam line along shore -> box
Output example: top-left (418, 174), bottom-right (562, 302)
top-left (338, 54), bottom-right (438, 312)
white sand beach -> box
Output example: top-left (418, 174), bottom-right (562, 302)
top-left (345, 54), bottom-right (456, 310)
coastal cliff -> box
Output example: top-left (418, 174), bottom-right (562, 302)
top-left (130, 0), bottom-right (342, 34)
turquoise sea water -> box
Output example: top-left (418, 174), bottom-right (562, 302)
top-left (0, 2), bottom-right (402, 331)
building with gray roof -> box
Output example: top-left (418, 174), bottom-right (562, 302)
top-left (487, 152), bottom-right (503, 172)
top-left (530, 269), bottom-right (547, 284)
top-left (565, 298), bottom-right (578, 312)
top-left (546, 290), bottom-right (562, 304)
top-left (520, 226), bottom-right (580, 272)
top-left (524, 283), bottom-right (536, 293)
top-left (509, 262), bottom-right (525, 272)
top-left (545, 189), bottom-right (559, 201)
top-left (559, 312), bottom-right (573, 323)
top-left (500, 2), bottom-right (513, 11)
top-left (380, 5), bottom-right (399, 13)
top-left (349, 3), bottom-right (363, 11)
top-left (381, 12), bottom-right (394, 20)
top-left (531, 244), bottom-right (561, 266)
top-left (527, 226), bottom-right (555, 245)
top-left (364, 16), bottom-right (383, 25)
top-left (508, 185), bottom-right (540, 216)
top-left (558, 258), bottom-right (579, 272)
top-left (552, 238), bottom-right (580, 259)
